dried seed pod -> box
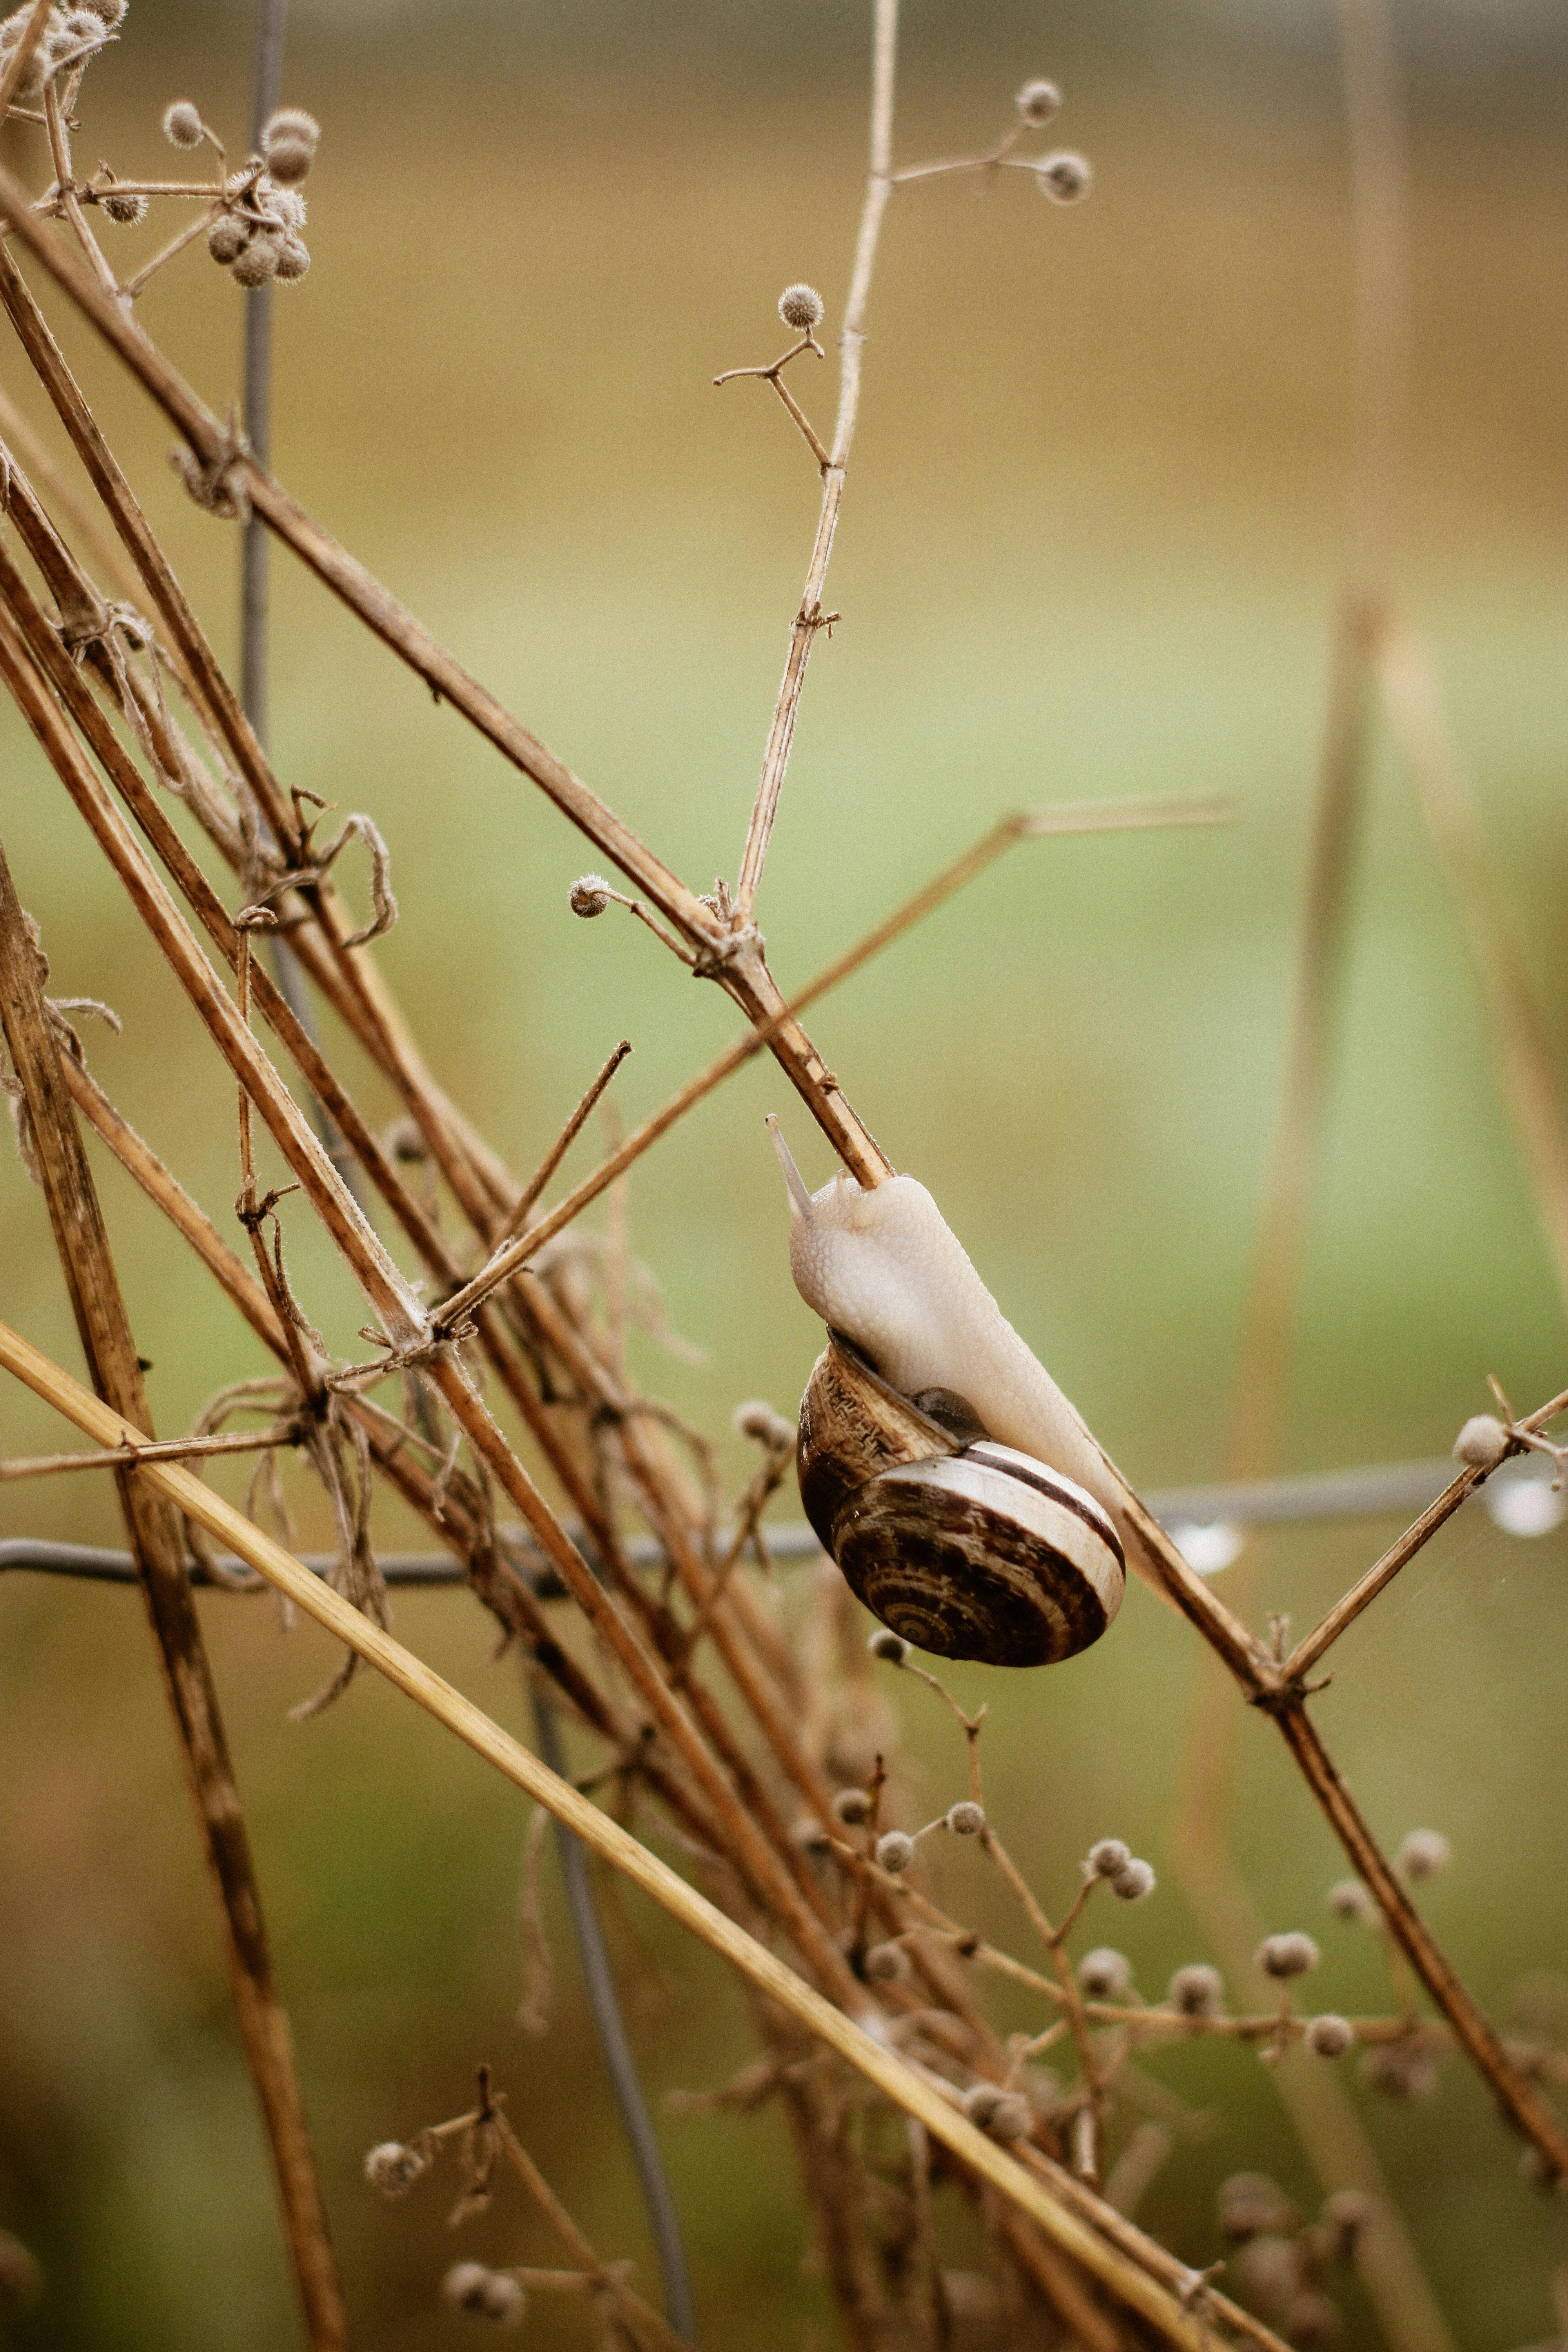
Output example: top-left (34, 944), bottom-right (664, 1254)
top-left (1077, 1946), bottom-right (1131, 1999)
top-left (778, 282), bottom-right (824, 332)
top-left (162, 99), bottom-right (204, 149)
top-left (1169, 1962), bottom-right (1225, 2018)
top-left (1258, 1931), bottom-right (1319, 1979)
top-left (102, 188), bottom-right (148, 225)
top-left (1016, 78), bottom-right (1062, 125)
top-left (1037, 151), bottom-right (1092, 204)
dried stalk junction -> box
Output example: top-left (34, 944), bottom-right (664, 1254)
top-left (0, 2), bottom-right (1564, 2346)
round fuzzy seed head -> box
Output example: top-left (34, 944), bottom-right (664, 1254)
top-left (1258, 1931), bottom-right (1319, 1979)
top-left (1015, 77), bottom-right (1062, 126)
top-left (831, 1786), bottom-right (871, 1826)
top-left (1169, 1962), bottom-right (1225, 2018)
top-left (476, 2275), bottom-right (526, 2327)
top-left (778, 282), bottom-right (823, 333)
top-left (265, 133), bottom-right (314, 186)
top-left (1306, 2013), bottom-right (1354, 2059)
top-left (985, 2092), bottom-right (1033, 2142)
top-left (1397, 1828), bottom-right (1451, 1882)
top-left (864, 1938), bottom-right (911, 1984)
top-left (1110, 1858), bottom-right (1156, 1903)
top-left (262, 106), bottom-right (319, 181)
top-left (1218, 2172), bottom-right (1298, 2241)
top-left (868, 1628), bottom-right (909, 1666)
top-left (443, 2263), bottom-right (491, 2310)
top-left (791, 1816), bottom-right (832, 1856)
top-left (103, 189), bottom-right (148, 225)
top-left (207, 213), bottom-right (250, 264)
top-left (363, 2140), bottom-right (426, 2197)
top-left (735, 1397), bottom-right (795, 1450)
top-left (273, 236), bottom-right (310, 283)
top-left (962, 2081), bottom-right (1002, 2126)
top-left (1360, 2038), bottom-right (1438, 2103)
top-left (59, 10), bottom-right (107, 52)
top-left (1086, 1837), bottom-right (1130, 1879)
top-left (875, 1830), bottom-right (915, 1875)
top-left (230, 230), bottom-right (282, 287)
top-left (1076, 1946), bottom-right (1131, 2000)
top-left (569, 873), bottom-right (613, 917)
top-left (1454, 1412), bottom-right (1508, 1469)
top-left (162, 100), bottom-right (204, 149)
top-left (1037, 150), bottom-right (1093, 205)
top-left (1327, 1878), bottom-right (1376, 1924)
top-left (78, 0), bottom-right (127, 23)
top-left (946, 1800), bottom-right (985, 1838)
top-left (258, 182), bottom-right (307, 233)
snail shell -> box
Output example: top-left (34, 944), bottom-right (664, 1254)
top-left (799, 1334), bottom-right (1125, 1668)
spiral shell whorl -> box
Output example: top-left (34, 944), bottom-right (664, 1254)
top-left (798, 1338), bottom-right (1125, 1668)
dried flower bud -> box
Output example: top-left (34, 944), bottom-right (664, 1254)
top-left (864, 1939), bottom-right (911, 1984)
top-left (1280, 2289), bottom-right (1341, 2347)
top-left (831, 1786), bottom-right (871, 1826)
top-left (778, 282), bottom-right (824, 332)
top-left (1327, 1878), bottom-right (1376, 1925)
top-left (875, 1829), bottom-right (915, 1874)
top-left (1454, 1412), bottom-right (1508, 1469)
top-left (231, 230), bottom-right (282, 287)
top-left (791, 1816), bottom-right (832, 1856)
top-left (1305, 2013), bottom-right (1354, 2058)
top-left (569, 873), bottom-right (613, 917)
top-left (1231, 2234), bottom-right (1305, 2314)
top-left (1086, 1838), bottom-right (1131, 1878)
top-left (1319, 2189), bottom-right (1374, 2256)
top-left (1258, 1931), bottom-right (1319, 1980)
top-left (445, 2263), bottom-right (490, 2308)
top-left (985, 2092), bottom-right (1033, 2142)
top-left (273, 236), bottom-right (311, 283)
top-left (102, 189), bottom-right (149, 225)
top-left (735, 1397), bottom-right (795, 1450)
top-left (1077, 1946), bottom-right (1131, 2000)
top-left (1110, 1858), bottom-right (1155, 1903)
top-left (962, 2081), bottom-right (1002, 2126)
top-left (263, 105), bottom-right (319, 183)
top-left (946, 1800), bottom-right (985, 1837)
top-left (364, 2139), bottom-right (427, 2198)
top-left (1015, 78), bottom-right (1062, 126)
top-left (476, 2276), bottom-right (525, 2327)
top-left (443, 2264), bottom-right (526, 2326)
top-left (1396, 1828), bottom-right (1450, 1882)
top-left (162, 100), bottom-right (204, 149)
top-left (1168, 1962), bottom-right (1225, 2018)
top-left (868, 1628), bottom-right (909, 1666)
top-left (1037, 151), bottom-right (1093, 204)
top-left (77, 0), bottom-right (127, 23)
top-left (1218, 2172), bottom-right (1298, 2240)
top-left (1360, 2038), bottom-right (1438, 2102)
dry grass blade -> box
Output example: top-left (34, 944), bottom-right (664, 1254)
top-left (0, 1315), bottom-right (1286, 2352)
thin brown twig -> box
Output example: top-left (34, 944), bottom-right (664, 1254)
top-left (494, 1039), bottom-right (632, 1247)
top-left (0, 1422), bottom-right (298, 1477)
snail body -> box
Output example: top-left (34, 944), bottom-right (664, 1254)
top-left (770, 1121), bottom-right (1130, 1668)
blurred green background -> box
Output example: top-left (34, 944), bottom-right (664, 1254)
top-left (1, 0), bottom-right (1566, 2343)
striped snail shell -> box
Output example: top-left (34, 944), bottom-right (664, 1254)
top-left (798, 1333), bottom-right (1125, 1668)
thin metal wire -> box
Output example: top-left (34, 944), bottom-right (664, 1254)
top-left (531, 1684), bottom-right (697, 2343)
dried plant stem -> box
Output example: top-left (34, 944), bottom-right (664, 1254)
top-left (0, 1316), bottom-right (1277, 2352)
top-left (1287, 1380), bottom-right (1568, 1680)
top-left (0, 596), bottom-right (423, 1339)
top-left (733, 0), bottom-right (896, 921)
top-left (489, 2109), bottom-right (688, 2352)
top-left (0, 1424), bottom-right (297, 1476)
top-left (495, 1038), bottom-right (632, 1246)
top-left (0, 850), bottom-right (346, 2350)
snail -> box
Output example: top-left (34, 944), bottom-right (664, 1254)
top-left (769, 1117), bottom-right (1129, 1668)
